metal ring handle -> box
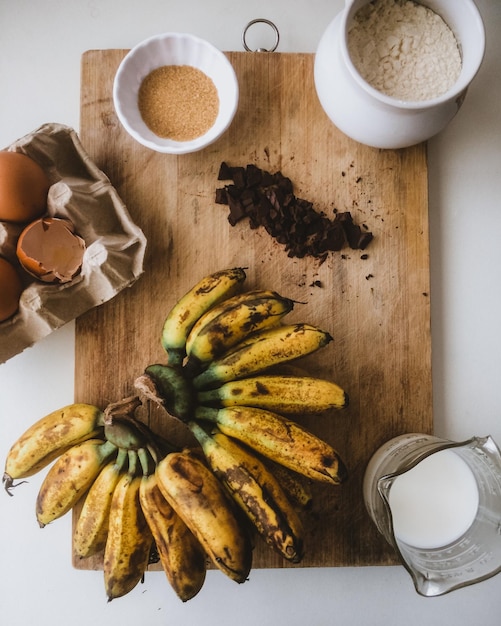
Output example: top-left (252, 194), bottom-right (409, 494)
top-left (242, 19), bottom-right (280, 52)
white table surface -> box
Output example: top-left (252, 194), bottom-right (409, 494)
top-left (1, 1), bottom-right (500, 624)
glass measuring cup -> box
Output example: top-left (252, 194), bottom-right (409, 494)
top-left (363, 434), bottom-right (501, 596)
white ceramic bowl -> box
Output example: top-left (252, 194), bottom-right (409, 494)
top-left (113, 33), bottom-right (239, 154)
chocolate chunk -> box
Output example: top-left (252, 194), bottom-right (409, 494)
top-left (216, 162), bottom-right (373, 258)
top-left (337, 212), bottom-right (360, 248)
top-left (218, 161), bottom-right (233, 180)
top-left (215, 188), bottom-right (228, 204)
top-left (231, 167), bottom-right (246, 189)
top-left (358, 231), bottom-right (374, 250)
top-left (227, 196), bottom-right (246, 227)
top-left (245, 164), bottom-right (263, 188)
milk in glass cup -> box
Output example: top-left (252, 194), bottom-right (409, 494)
top-left (363, 434), bottom-right (501, 596)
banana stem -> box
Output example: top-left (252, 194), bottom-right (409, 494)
top-left (103, 396), bottom-right (142, 425)
top-left (102, 396), bottom-right (166, 460)
top-left (134, 374), bottom-right (166, 408)
top-left (193, 406), bottom-right (219, 423)
top-left (137, 447), bottom-right (154, 476)
top-left (99, 440), bottom-right (120, 460)
top-left (187, 421), bottom-right (212, 447)
top-left (104, 419), bottom-right (147, 451)
top-left (127, 449), bottom-right (139, 476)
top-left (165, 348), bottom-right (184, 367)
top-left (2, 473), bottom-right (27, 496)
top-left (144, 364), bottom-right (195, 421)
top-left (114, 447), bottom-right (129, 471)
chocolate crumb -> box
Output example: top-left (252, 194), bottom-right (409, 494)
top-left (216, 162), bottom-right (373, 259)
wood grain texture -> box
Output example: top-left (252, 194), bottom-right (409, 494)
top-left (74, 50), bottom-right (432, 571)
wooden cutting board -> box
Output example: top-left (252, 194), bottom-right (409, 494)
top-left (74, 49), bottom-right (432, 571)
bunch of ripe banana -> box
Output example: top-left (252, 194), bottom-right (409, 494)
top-left (2, 397), bottom-right (250, 602)
top-left (3, 267), bottom-right (349, 604)
top-left (135, 268), bottom-right (350, 564)
top-left (143, 267), bottom-right (348, 479)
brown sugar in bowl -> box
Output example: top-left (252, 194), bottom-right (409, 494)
top-left (113, 32), bottom-right (239, 154)
top-left (138, 64), bottom-right (219, 141)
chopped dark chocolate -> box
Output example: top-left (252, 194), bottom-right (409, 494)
top-left (357, 231), bottom-right (374, 250)
top-left (217, 161), bottom-right (233, 180)
top-left (215, 188), bottom-right (228, 205)
top-left (231, 167), bottom-right (246, 189)
top-left (215, 162), bottom-right (373, 259)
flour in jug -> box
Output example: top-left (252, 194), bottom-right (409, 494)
top-left (347, 0), bottom-right (462, 101)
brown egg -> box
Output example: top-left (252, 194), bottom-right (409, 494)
top-left (0, 150), bottom-right (50, 223)
top-left (16, 217), bottom-right (86, 284)
top-left (0, 256), bottom-right (23, 322)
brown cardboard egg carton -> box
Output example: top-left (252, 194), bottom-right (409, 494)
top-left (0, 123), bottom-right (146, 364)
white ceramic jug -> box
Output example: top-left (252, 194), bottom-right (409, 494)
top-left (314, 0), bottom-right (485, 149)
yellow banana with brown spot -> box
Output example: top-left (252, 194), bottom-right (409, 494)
top-left (36, 438), bottom-right (117, 527)
top-left (264, 460), bottom-right (313, 511)
top-left (193, 323), bottom-right (333, 390)
top-left (139, 472), bottom-right (207, 602)
top-left (156, 450), bottom-right (252, 584)
top-left (104, 454), bottom-right (153, 602)
top-left (194, 405), bottom-right (348, 485)
top-left (161, 267), bottom-right (247, 366)
top-left (184, 292), bottom-right (294, 374)
top-left (3, 403), bottom-right (104, 486)
top-left (73, 448), bottom-right (128, 558)
top-left (185, 289), bottom-right (282, 355)
top-left (189, 422), bottom-right (304, 563)
top-left (197, 374), bottom-right (348, 414)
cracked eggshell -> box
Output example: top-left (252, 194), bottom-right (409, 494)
top-left (16, 217), bottom-right (86, 283)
